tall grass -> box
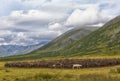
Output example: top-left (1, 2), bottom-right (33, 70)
top-left (80, 74), bottom-right (120, 81)
top-left (116, 67), bottom-right (120, 73)
top-left (16, 73), bottom-right (120, 81)
top-left (1, 61), bottom-right (120, 81)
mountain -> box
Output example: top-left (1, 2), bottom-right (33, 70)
top-left (30, 27), bottom-right (98, 53)
top-left (0, 27), bottom-right (97, 57)
top-left (0, 43), bottom-right (45, 57)
top-left (0, 16), bottom-right (120, 61)
top-left (21, 15), bottom-right (120, 57)
top-left (62, 16), bottom-right (120, 56)
top-left (0, 27), bottom-right (98, 61)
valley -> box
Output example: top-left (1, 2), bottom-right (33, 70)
top-left (0, 0), bottom-right (120, 81)
top-left (0, 11), bottom-right (120, 81)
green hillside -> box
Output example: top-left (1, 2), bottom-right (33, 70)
top-left (37, 15), bottom-right (120, 57)
top-left (26, 15), bottom-right (120, 57)
top-left (30, 27), bottom-right (98, 53)
top-left (0, 16), bottom-right (120, 61)
top-left (62, 16), bottom-right (120, 56)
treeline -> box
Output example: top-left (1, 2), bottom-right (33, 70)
top-left (4, 58), bottom-right (120, 68)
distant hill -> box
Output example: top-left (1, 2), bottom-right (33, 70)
top-left (0, 43), bottom-right (44, 57)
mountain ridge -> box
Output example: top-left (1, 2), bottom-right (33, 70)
top-left (0, 43), bottom-right (44, 57)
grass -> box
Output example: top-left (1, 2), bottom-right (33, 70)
top-left (1, 54), bottom-right (120, 62)
top-left (14, 73), bottom-right (120, 81)
top-left (1, 61), bottom-right (120, 81)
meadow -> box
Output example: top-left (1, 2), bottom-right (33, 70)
top-left (1, 59), bottom-right (120, 81)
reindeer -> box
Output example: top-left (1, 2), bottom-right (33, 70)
top-left (72, 64), bottom-right (82, 69)
top-left (52, 64), bottom-right (56, 68)
top-left (52, 62), bottom-right (63, 68)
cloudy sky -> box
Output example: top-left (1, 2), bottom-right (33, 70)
top-left (0, 0), bottom-right (119, 46)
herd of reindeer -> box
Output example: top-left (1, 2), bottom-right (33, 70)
top-left (5, 58), bottom-right (120, 69)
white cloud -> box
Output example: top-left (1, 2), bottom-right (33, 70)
top-left (10, 10), bottom-right (51, 20)
top-left (0, 30), bottom-right (61, 46)
top-left (0, 17), bottom-right (13, 28)
top-left (48, 23), bottom-right (64, 31)
top-left (0, 0), bottom-right (119, 46)
top-left (0, 9), bottom-right (66, 46)
top-left (65, 6), bottom-right (112, 26)
top-left (0, 38), bottom-right (5, 42)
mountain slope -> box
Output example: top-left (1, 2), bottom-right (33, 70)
top-left (30, 27), bottom-right (98, 53)
top-left (30, 16), bottom-right (120, 57)
top-left (0, 27), bottom-right (98, 61)
top-left (22, 15), bottom-right (120, 57)
top-left (62, 16), bottom-right (120, 56)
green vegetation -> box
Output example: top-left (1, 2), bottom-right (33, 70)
top-left (116, 67), bottom-right (120, 73)
top-left (31, 16), bottom-right (120, 57)
top-left (1, 54), bottom-right (120, 61)
top-left (14, 73), bottom-right (120, 81)
top-left (30, 27), bottom-right (98, 52)
top-left (1, 61), bottom-right (120, 81)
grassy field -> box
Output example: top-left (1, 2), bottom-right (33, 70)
top-left (1, 60), bottom-right (120, 81)
top-left (1, 54), bottom-right (120, 62)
